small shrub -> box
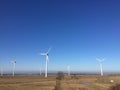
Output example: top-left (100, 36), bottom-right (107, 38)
top-left (56, 71), bottom-right (64, 80)
top-left (109, 84), bottom-right (120, 90)
top-left (71, 74), bottom-right (78, 79)
top-left (55, 80), bottom-right (62, 90)
top-left (55, 71), bottom-right (64, 90)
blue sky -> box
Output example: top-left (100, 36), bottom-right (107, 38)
top-left (0, 0), bottom-right (120, 74)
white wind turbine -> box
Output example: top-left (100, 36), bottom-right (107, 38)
top-left (67, 65), bottom-right (70, 76)
top-left (0, 62), bottom-right (3, 76)
top-left (39, 63), bottom-right (42, 75)
top-left (40, 48), bottom-right (51, 78)
top-left (39, 67), bottom-right (41, 75)
top-left (96, 58), bottom-right (105, 76)
top-left (11, 60), bottom-right (16, 76)
top-left (0, 67), bottom-right (3, 76)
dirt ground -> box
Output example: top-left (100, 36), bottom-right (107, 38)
top-left (0, 75), bottom-right (120, 90)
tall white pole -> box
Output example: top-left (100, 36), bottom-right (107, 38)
top-left (100, 62), bottom-right (103, 76)
top-left (13, 62), bottom-right (15, 76)
top-left (45, 55), bottom-right (48, 78)
top-left (39, 62), bottom-right (41, 75)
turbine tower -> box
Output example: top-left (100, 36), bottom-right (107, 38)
top-left (96, 58), bottom-right (105, 76)
top-left (11, 60), bottom-right (16, 76)
top-left (40, 48), bottom-right (51, 78)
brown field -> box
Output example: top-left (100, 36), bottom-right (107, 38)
top-left (0, 75), bottom-right (120, 90)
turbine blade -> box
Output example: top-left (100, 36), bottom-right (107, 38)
top-left (96, 58), bottom-right (105, 62)
top-left (47, 47), bottom-right (51, 54)
top-left (102, 58), bottom-right (105, 61)
top-left (11, 61), bottom-right (16, 64)
top-left (40, 53), bottom-right (46, 55)
top-left (96, 58), bottom-right (101, 62)
top-left (10, 61), bottom-right (13, 64)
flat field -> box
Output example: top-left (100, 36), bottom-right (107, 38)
top-left (0, 75), bottom-right (120, 90)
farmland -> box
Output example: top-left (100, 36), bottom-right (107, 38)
top-left (0, 75), bottom-right (120, 90)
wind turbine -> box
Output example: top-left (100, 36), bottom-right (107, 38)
top-left (0, 62), bottom-right (3, 76)
top-left (67, 65), bottom-right (70, 76)
top-left (96, 58), bottom-right (105, 76)
top-left (39, 65), bottom-right (42, 75)
top-left (39, 48), bottom-right (51, 78)
top-left (39, 68), bottom-right (41, 75)
top-left (0, 67), bottom-right (3, 76)
top-left (11, 60), bottom-right (16, 76)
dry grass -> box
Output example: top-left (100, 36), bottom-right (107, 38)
top-left (0, 75), bottom-right (120, 90)
top-left (0, 76), bottom-right (56, 90)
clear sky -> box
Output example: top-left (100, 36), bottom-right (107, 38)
top-left (0, 0), bottom-right (120, 74)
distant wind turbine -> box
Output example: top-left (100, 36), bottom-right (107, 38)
top-left (96, 58), bottom-right (105, 76)
top-left (0, 62), bottom-right (3, 76)
top-left (11, 60), bottom-right (16, 76)
top-left (39, 67), bottom-right (41, 75)
top-left (67, 65), bottom-right (70, 76)
top-left (0, 67), bottom-right (3, 76)
top-left (39, 48), bottom-right (51, 78)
